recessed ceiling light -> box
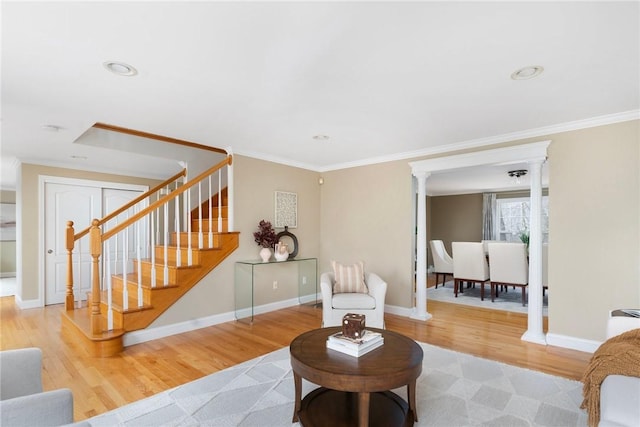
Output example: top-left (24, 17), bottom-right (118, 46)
top-left (511, 66), bottom-right (544, 80)
top-left (103, 61), bottom-right (138, 76)
top-left (313, 135), bottom-right (330, 141)
top-left (41, 124), bottom-right (63, 131)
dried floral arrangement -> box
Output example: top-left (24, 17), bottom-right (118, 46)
top-left (253, 220), bottom-right (277, 248)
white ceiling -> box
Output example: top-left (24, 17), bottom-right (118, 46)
top-left (1, 1), bottom-right (638, 194)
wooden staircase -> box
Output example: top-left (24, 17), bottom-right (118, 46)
top-left (62, 158), bottom-right (239, 357)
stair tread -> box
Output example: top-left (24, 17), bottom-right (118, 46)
top-left (114, 273), bottom-right (181, 289)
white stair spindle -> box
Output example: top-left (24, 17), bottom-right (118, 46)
top-left (227, 158), bottom-right (234, 232)
top-left (163, 202), bottom-right (169, 286)
top-left (187, 187), bottom-right (193, 266)
top-left (136, 221), bottom-right (142, 307)
top-left (150, 210), bottom-right (156, 288)
top-left (114, 220), bottom-right (119, 275)
top-left (106, 240), bottom-right (113, 330)
top-left (198, 181), bottom-right (203, 249)
top-left (122, 229), bottom-right (129, 311)
top-left (208, 175), bottom-right (213, 249)
top-left (217, 170), bottom-right (222, 232)
top-left (175, 193), bottom-right (181, 267)
top-left (76, 240), bottom-right (82, 308)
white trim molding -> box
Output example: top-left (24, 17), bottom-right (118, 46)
top-left (546, 333), bottom-right (601, 354)
top-left (409, 141), bottom-right (551, 344)
top-left (124, 297), bottom-right (303, 347)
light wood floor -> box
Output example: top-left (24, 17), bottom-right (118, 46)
top-left (0, 279), bottom-right (593, 422)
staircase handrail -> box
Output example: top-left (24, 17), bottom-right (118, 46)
top-left (72, 168), bottom-right (187, 242)
top-left (102, 155), bottom-right (232, 241)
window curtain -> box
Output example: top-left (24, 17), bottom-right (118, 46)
top-left (482, 192), bottom-right (497, 240)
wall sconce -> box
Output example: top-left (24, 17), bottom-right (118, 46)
top-left (318, 177), bottom-right (324, 185)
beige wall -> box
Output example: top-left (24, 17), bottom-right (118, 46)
top-left (429, 193), bottom-right (483, 259)
top-left (547, 120), bottom-right (639, 340)
top-left (151, 155), bottom-right (321, 326)
top-left (18, 164), bottom-right (162, 301)
top-left (320, 161), bottom-right (415, 308)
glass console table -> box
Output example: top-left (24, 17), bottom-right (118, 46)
top-left (234, 257), bottom-right (318, 322)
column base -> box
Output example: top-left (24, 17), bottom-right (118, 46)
top-left (521, 330), bottom-right (547, 345)
top-left (410, 309), bottom-right (432, 321)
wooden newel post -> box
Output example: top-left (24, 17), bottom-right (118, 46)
top-left (89, 219), bottom-right (103, 335)
top-left (65, 221), bottom-right (75, 311)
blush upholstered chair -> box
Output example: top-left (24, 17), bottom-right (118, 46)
top-left (320, 261), bottom-right (387, 329)
top-left (452, 242), bottom-right (490, 299)
top-left (430, 240), bottom-right (453, 288)
top-left (0, 348), bottom-right (77, 427)
top-left (488, 242), bottom-right (529, 306)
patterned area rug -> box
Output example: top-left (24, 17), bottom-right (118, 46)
top-left (428, 281), bottom-right (548, 315)
top-left (87, 342), bottom-right (585, 426)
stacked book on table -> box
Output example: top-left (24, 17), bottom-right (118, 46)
top-left (326, 330), bottom-right (384, 357)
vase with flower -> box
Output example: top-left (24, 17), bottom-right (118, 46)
top-left (253, 220), bottom-right (277, 262)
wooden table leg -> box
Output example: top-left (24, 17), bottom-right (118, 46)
top-left (292, 372), bottom-right (301, 422)
top-left (358, 392), bottom-right (370, 427)
top-left (407, 380), bottom-right (418, 422)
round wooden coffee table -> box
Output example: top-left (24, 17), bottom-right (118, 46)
top-left (290, 327), bottom-right (423, 427)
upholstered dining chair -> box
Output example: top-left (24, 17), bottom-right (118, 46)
top-left (320, 261), bottom-right (387, 329)
top-left (430, 240), bottom-right (453, 288)
top-left (452, 242), bottom-right (490, 300)
top-left (481, 239), bottom-right (500, 255)
top-left (488, 242), bottom-right (529, 306)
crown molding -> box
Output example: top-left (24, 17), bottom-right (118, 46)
top-left (235, 109), bottom-right (639, 172)
top-left (233, 148), bottom-right (322, 172)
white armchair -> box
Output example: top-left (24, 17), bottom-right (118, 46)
top-left (320, 272), bottom-right (387, 329)
top-left (599, 311), bottom-right (640, 427)
top-left (0, 348), bottom-right (76, 427)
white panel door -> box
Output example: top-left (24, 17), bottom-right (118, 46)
top-left (45, 183), bottom-right (101, 305)
top-left (45, 184), bottom-right (146, 306)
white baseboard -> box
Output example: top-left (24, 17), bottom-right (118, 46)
top-left (0, 272), bottom-right (16, 278)
top-left (14, 295), bottom-right (43, 310)
top-left (123, 300), bottom-right (601, 355)
top-left (546, 332), bottom-right (601, 354)
top-left (124, 296), bottom-right (303, 347)
top-left (384, 304), bottom-right (415, 318)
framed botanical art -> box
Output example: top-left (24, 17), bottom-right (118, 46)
top-left (274, 191), bottom-right (297, 228)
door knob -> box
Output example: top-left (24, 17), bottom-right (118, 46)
top-left (47, 249), bottom-right (53, 254)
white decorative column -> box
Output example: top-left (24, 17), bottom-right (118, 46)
top-left (409, 140), bottom-right (550, 327)
top-left (522, 158), bottom-right (546, 344)
top-left (411, 171), bottom-right (432, 321)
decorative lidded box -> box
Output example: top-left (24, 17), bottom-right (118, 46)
top-left (342, 313), bottom-right (366, 339)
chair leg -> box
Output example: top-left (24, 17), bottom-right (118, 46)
top-left (480, 282), bottom-right (484, 301)
top-left (522, 287), bottom-right (526, 306)
top-left (490, 282), bottom-right (495, 302)
top-left (435, 273), bottom-right (440, 289)
top-left (454, 279), bottom-right (459, 297)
